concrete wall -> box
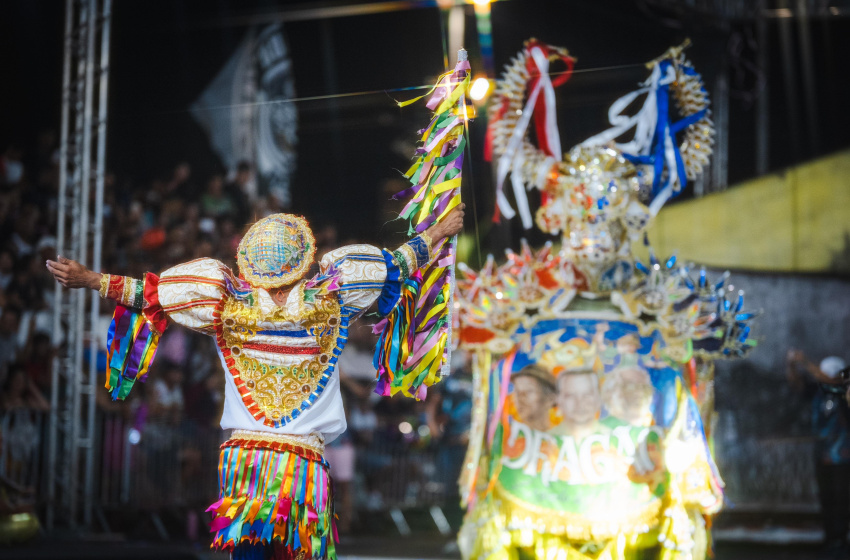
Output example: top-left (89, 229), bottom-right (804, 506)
top-left (638, 149), bottom-right (850, 274)
top-left (711, 268), bottom-right (850, 509)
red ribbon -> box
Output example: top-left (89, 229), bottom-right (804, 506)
top-left (525, 40), bottom-right (575, 158)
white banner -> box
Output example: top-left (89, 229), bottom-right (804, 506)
top-left (190, 24), bottom-right (297, 206)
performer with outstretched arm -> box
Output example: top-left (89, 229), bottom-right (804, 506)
top-left (46, 206), bottom-right (463, 560)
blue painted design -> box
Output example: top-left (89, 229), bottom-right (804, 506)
top-left (378, 249), bottom-right (402, 316)
top-left (407, 236), bottom-right (431, 268)
top-left (255, 329), bottom-right (311, 338)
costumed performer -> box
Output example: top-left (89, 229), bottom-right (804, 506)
top-left (45, 205), bottom-right (464, 560)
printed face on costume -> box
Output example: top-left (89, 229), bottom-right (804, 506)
top-left (616, 335), bottom-right (640, 354)
top-left (602, 366), bottom-right (654, 425)
top-left (556, 372), bottom-right (601, 426)
top-left (512, 375), bottom-right (555, 431)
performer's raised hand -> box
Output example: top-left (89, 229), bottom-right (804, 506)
top-left (46, 256), bottom-right (102, 290)
top-left (425, 203), bottom-right (465, 243)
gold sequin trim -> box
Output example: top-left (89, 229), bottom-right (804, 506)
top-left (397, 244), bottom-right (417, 274)
top-left (99, 274), bottom-right (110, 299)
top-left (494, 482), bottom-right (663, 542)
top-left (121, 277), bottom-right (134, 307)
top-left (420, 231), bottom-right (433, 254)
top-left (229, 429), bottom-right (325, 455)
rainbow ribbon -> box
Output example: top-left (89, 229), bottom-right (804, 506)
top-left (373, 55), bottom-right (471, 399)
top-left (105, 304), bottom-right (162, 400)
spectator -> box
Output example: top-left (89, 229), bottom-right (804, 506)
top-left (200, 174), bottom-right (235, 219)
top-left (224, 160), bottom-right (253, 226)
top-left (328, 324), bottom-right (380, 533)
top-left (163, 161), bottom-right (196, 202)
top-left (216, 216), bottom-right (241, 264)
top-left (0, 145), bottom-right (24, 188)
top-left (10, 205), bottom-right (39, 258)
top-left (156, 327), bottom-right (190, 370)
top-left (185, 372), bottom-right (224, 430)
top-left (426, 351), bottom-right (472, 502)
top-left (6, 255), bottom-right (44, 311)
top-left (149, 364), bottom-right (184, 425)
top-left (22, 332), bottom-right (52, 394)
top-left (0, 249), bottom-right (14, 290)
top-left (0, 307), bottom-right (22, 384)
top-left (787, 350), bottom-right (850, 560)
top-left (0, 364), bottom-right (49, 413)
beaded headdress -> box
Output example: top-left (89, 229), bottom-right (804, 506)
top-left (237, 214), bottom-right (316, 289)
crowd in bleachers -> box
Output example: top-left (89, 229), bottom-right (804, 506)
top-left (0, 132), bottom-right (471, 540)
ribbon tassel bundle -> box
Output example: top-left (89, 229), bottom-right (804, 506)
top-left (373, 52), bottom-right (471, 399)
top-left (208, 441), bottom-right (335, 557)
top-left (105, 304), bottom-right (162, 400)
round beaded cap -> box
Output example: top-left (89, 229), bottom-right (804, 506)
top-left (237, 213), bottom-right (316, 289)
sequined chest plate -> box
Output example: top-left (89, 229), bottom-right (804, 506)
top-left (214, 292), bottom-right (344, 428)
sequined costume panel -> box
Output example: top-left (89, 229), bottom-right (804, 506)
top-left (157, 258), bottom-right (230, 334)
top-left (318, 244), bottom-right (389, 319)
top-left (215, 286), bottom-right (345, 431)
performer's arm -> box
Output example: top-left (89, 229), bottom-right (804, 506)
top-left (47, 255), bottom-right (229, 400)
top-left (46, 256), bottom-right (146, 307)
top-left (391, 204), bottom-right (465, 279)
top-left (48, 256), bottom-right (228, 335)
top-left (316, 205), bottom-right (465, 319)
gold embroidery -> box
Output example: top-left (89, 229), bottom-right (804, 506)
top-left (420, 231), bottom-right (434, 257)
top-left (121, 277), bottom-right (134, 306)
top-left (99, 274), bottom-right (110, 299)
top-left (235, 354), bottom-right (324, 420)
top-left (219, 288), bottom-right (341, 424)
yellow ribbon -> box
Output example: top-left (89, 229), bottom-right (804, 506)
top-left (396, 69), bottom-right (455, 108)
top-left (435, 74), bottom-right (471, 114)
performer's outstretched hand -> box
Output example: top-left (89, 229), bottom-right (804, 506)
top-left (425, 203), bottom-right (465, 243)
top-left (46, 256), bottom-right (102, 290)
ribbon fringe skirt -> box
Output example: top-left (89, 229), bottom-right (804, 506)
top-left (207, 439), bottom-right (337, 560)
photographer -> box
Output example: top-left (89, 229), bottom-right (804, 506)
top-left (787, 351), bottom-right (849, 559)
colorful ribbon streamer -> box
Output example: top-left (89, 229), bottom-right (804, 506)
top-left (372, 53), bottom-right (471, 399)
top-left (105, 304), bottom-right (163, 400)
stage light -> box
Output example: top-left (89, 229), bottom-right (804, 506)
top-left (399, 421), bottom-right (413, 435)
top-left (470, 77), bottom-right (491, 102)
top-left (128, 428), bottom-right (141, 445)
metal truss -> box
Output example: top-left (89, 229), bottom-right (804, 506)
top-left (48, 0), bottom-right (112, 531)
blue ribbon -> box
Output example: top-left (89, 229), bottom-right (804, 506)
top-left (622, 60), bottom-right (707, 204)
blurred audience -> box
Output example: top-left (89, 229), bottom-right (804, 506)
top-left (425, 351), bottom-right (472, 501)
top-left (0, 134), bottom-right (473, 538)
top-left (224, 160), bottom-right (254, 225)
